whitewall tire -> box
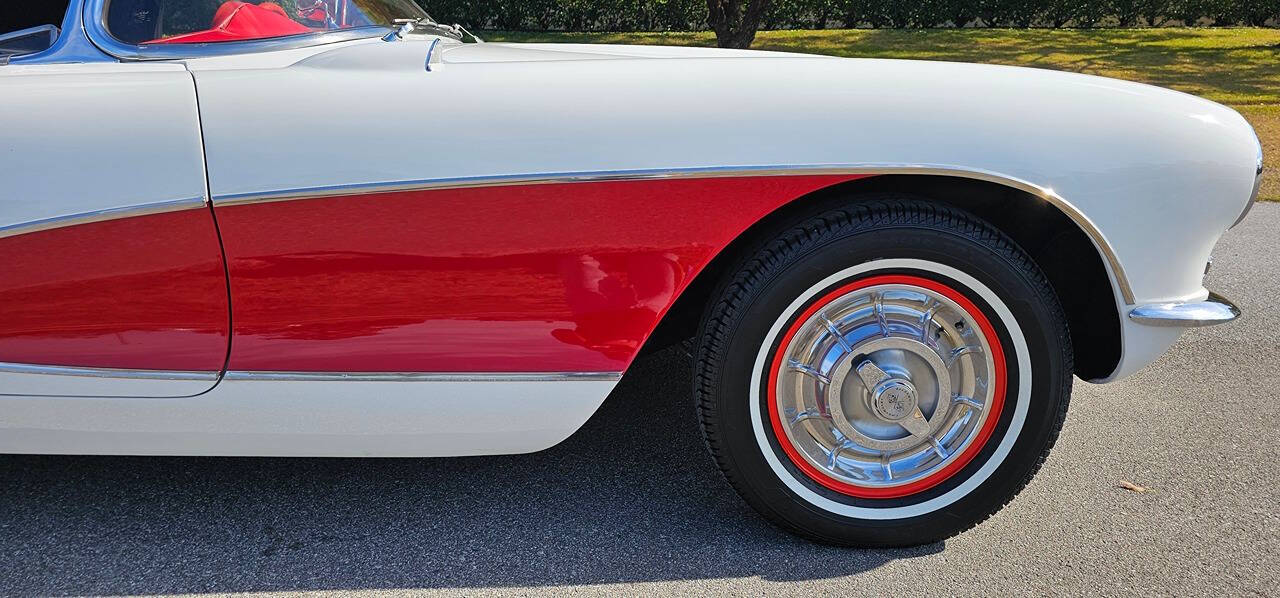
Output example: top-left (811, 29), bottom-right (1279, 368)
top-left (695, 197), bottom-right (1073, 546)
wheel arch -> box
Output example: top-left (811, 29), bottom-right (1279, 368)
top-left (642, 173), bottom-right (1124, 381)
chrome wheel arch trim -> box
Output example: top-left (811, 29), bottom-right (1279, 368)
top-left (211, 164), bottom-right (1135, 304)
top-left (0, 197), bottom-right (207, 240)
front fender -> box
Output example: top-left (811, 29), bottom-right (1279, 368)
top-left (189, 44), bottom-right (1263, 381)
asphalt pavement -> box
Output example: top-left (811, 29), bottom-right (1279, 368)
top-left (2, 205), bottom-right (1278, 597)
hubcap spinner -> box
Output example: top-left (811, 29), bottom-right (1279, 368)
top-left (827, 336), bottom-right (953, 452)
top-left (871, 379), bottom-right (917, 421)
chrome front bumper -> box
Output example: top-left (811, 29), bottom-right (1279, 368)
top-left (1129, 292), bottom-right (1241, 328)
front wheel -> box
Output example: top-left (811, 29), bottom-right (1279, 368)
top-left (695, 197), bottom-right (1073, 547)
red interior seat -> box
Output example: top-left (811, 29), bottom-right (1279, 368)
top-left (148, 1), bottom-right (313, 44)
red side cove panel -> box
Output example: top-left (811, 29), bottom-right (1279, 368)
top-left (215, 175), bottom-right (864, 372)
top-left (0, 209), bottom-right (230, 371)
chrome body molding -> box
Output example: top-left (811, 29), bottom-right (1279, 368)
top-left (222, 371), bottom-right (623, 382)
top-left (0, 362), bottom-right (220, 398)
top-left (82, 0), bottom-right (389, 61)
top-left (211, 164), bottom-right (1136, 303)
top-left (1128, 292), bottom-right (1241, 328)
top-left (0, 362), bottom-right (218, 381)
top-left (0, 362), bottom-right (622, 400)
top-left (213, 164), bottom-right (1071, 204)
top-left (0, 361), bottom-right (619, 384)
top-left (0, 362), bottom-right (622, 385)
top-left (0, 197), bottom-right (207, 240)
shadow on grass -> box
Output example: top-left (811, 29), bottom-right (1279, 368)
top-left (0, 347), bottom-right (937, 595)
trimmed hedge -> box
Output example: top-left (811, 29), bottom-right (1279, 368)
top-left (419, 0), bottom-right (1280, 30)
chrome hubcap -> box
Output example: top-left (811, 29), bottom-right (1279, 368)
top-left (772, 280), bottom-right (1000, 494)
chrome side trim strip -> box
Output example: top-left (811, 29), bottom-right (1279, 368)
top-left (0, 362), bottom-right (219, 381)
top-left (0, 363), bottom-right (620, 384)
top-left (222, 371), bottom-right (624, 382)
top-left (1129, 291), bottom-right (1241, 328)
top-left (0, 197), bottom-right (207, 240)
top-left (214, 164), bottom-right (892, 204)
top-left (212, 163), bottom-right (1136, 303)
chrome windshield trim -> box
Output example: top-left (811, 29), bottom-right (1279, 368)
top-left (212, 163), bottom-right (1136, 303)
top-left (222, 371), bottom-right (624, 382)
top-left (1129, 291), bottom-right (1240, 328)
top-left (0, 362), bottom-right (219, 381)
top-left (9, 0), bottom-right (114, 65)
top-left (83, 0), bottom-right (389, 61)
top-left (0, 25), bottom-right (60, 60)
top-left (0, 197), bottom-right (207, 240)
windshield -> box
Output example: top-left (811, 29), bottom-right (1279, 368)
top-left (104, 0), bottom-right (427, 45)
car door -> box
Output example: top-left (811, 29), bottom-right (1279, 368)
top-left (0, 61), bottom-right (230, 397)
top-left (189, 40), bottom-right (658, 377)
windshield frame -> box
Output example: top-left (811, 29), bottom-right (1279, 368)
top-left (85, 0), bottom-right (398, 60)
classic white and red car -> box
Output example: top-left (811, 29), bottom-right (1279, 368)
top-left (0, 0), bottom-right (1262, 546)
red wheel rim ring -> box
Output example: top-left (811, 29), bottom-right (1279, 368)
top-left (766, 274), bottom-right (1008, 499)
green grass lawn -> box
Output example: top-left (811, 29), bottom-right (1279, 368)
top-left (488, 28), bottom-right (1280, 200)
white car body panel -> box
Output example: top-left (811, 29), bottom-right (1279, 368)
top-left (0, 62), bottom-right (205, 232)
top-left (0, 21), bottom-right (1259, 456)
top-left (0, 377), bottom-right (619, 456)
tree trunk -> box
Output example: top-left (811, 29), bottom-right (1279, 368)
top-left (706, 0), bottom-right (772, 49)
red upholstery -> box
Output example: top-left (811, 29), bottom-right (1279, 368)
top-left (148, 1), bottom-right (313, 44)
